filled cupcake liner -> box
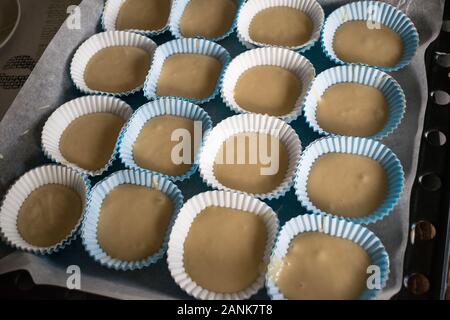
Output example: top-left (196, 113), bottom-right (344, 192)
top-left (81, 169), bottom-right (184, 271)
top-left (236, 0), bottom-right (325, 52)
top-left (0, 165), bottom-right (90, 254)
top-left (167, 190), bottom-right (279, 300)
top-left (118, 97), bottom-right (213, 181)
top-left (294, 136), bottom-right (405, 225)
top-left (321, 0), bottom-right (419, 72)
top-left (303, 65), bottom-right (406, 139)
top-left (198, 113), bottom-right (302, 200)
top-left (143, 38), bottom-right (231, 103)
top-left (221, 47), bottom-right (316, 123)
top-left (42, 95), bottom-right (133, 176)
top-left (70, 31), bottom-right (157, 96)
top-left (169, 0), bottom-right (244, 42)
top-left (266, 213), bottom-right (390, 300)
top-left (102, 0), bottom-right (174, 36)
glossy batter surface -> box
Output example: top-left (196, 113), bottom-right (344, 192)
top-left (276, 232), bottom-right (371, 300)
top-left (333, 21), bottom-right (404, 68)
top-left (249, 7), bottom-right (313, 47)
top-left (184, 206), bottom-right (267, 293)
top-left (97, 184), bottom-right (173, 261)
top-left (17, 184), bottom-right (82, 247)
top-left (316, 83), bottom-right (389, 137)
top-left (213, 133), bottom-right (289, 194)
top-left (157, 54), bottom-right (222, 99)
top-left (84, 46), bottom-right (151, 93)
top-left (307, 153), bottom-right (388, 217)
top-left (116, 0), bottom-right (171, 31)
top-left (60, 113), bottom-right (125, 171)
top-left (179, 0), bottom-right (237, 38)
top-left (234, 65), bottom-right (302, 116)
top-left (133, 115), bottom-right (196, 176)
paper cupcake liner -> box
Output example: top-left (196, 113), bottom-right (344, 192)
top-left (266, 213), bottom-right (389, 300)
top-left (102, 0), bottom-right (174, 36)
top-left (321, 0), bottom-right (419, 72)
top-left (169, 0), bottom-right (243, 42)
top-left (167, 190), bottom-right (279, 300)
top-left (70, 31), bottom-right (157, 96)
top-left (81, 169), bottom-right (184, 271)
top-left (118, 97), bottom-right (213, 181)
top-left (236, 0), bottom-right (325, 52)
top-left (221, 47), bottom-right (316, 123)
top-left (0, 165), bottom-right (90, 254)
top-left (42, 95), bottom-right (133, 176)
top-left (199, 114), bottom-right (302, 200)
top-left (303, 65), bottom-right (406, 139)
top-left (294, 136), bottom-right (405, 225)
top-left (143, 38), bottom-right (231, 104)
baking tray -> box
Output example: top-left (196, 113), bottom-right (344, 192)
top-left (0, 0), bottom-right (447, 299)
top-left (395, 0), bottom-right (450, 300)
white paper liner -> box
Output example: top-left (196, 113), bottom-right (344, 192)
top-left (102, 0), bottom-right (174, 36)
top-left (169, 0), bottom-right (243, 41)
top-left (198, 114), bottom-right (302, 199)
top-left (81, 169), bottom-right (184, 270)
top-left (167, 190), bottom-right (279, 300)
top-left (294, 136), bottom-right (405, 225)
top-left (303, 65), bottom-right (406, 139)
top-left (0, 165), bottom-right (90, 254)
top-left (266, 214), bottom-right (390, 300)
top-left (70, 31), bottom-right (157, 96)
top-left (41, 95), bottom-right (133, 176)
top-left (236, 0), bottom-right (325, 52)
top-left (221, 47), bottom-right (316, 123)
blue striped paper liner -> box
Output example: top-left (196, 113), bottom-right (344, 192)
top-left (169, 0), bottom-right (244, 42)
top-left (41, 95), bottom-right (133, 177)
top-left (294, 136), bottom-right (405, 225)
top-left (118, 97), bottom-right (213, 181)
top-left (236, 0), bottom-right (325, 53)
top-left (266, 214), bottom-right (390, 300)
top-left (70, 31), bottom-right (157, 97)
top-left (101, 0), bottom-right (173, 37)
top-left (221, 47), bottom-right (316, 123)
top-left (81, 169), bottom-right (184, 271)
top-left (303, 65), bottom-right (406, 140)
top-left (0, 165), bottom-right (90, 255)
top-left (143, 38), bottom-right (231, 103)
top-left (321, 0), bottom-right (419, 72)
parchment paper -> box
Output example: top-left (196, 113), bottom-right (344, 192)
top-left (0, 0), bottom-right (445, 299)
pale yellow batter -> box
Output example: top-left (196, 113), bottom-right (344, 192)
top-left (97, 184), bottom-right (174, 261)
top-left (249, 6), bottom-right (313, 47)
top-left (59, 112), bottom-right (125, 171)
top-left (156, 54), bottom-right (222, 99)
top-left (213, 133), bottom-right (289, 194)
top-left (179, 0), bottom-right (237, 38)
top-left (84, 46), bottom-right (151, 93)
top-left (17, 184), bottom-right (82, 247)
top-left (116, 0), bottom-right (171, 31)
top-left (234, 65), bottom-right (302, 116)
top-left (183, 206), bottom-right (267, 293)
top-left (307, 153), bottom-right (388, 217)
top-left (276, 232), bottom-right (371, 300)
top-left (316, 83), bottom-right (389, 137)
top-left (333, 21), bottom-right (404, 68)
top-left (133, 115), bottom-right (196, 176)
